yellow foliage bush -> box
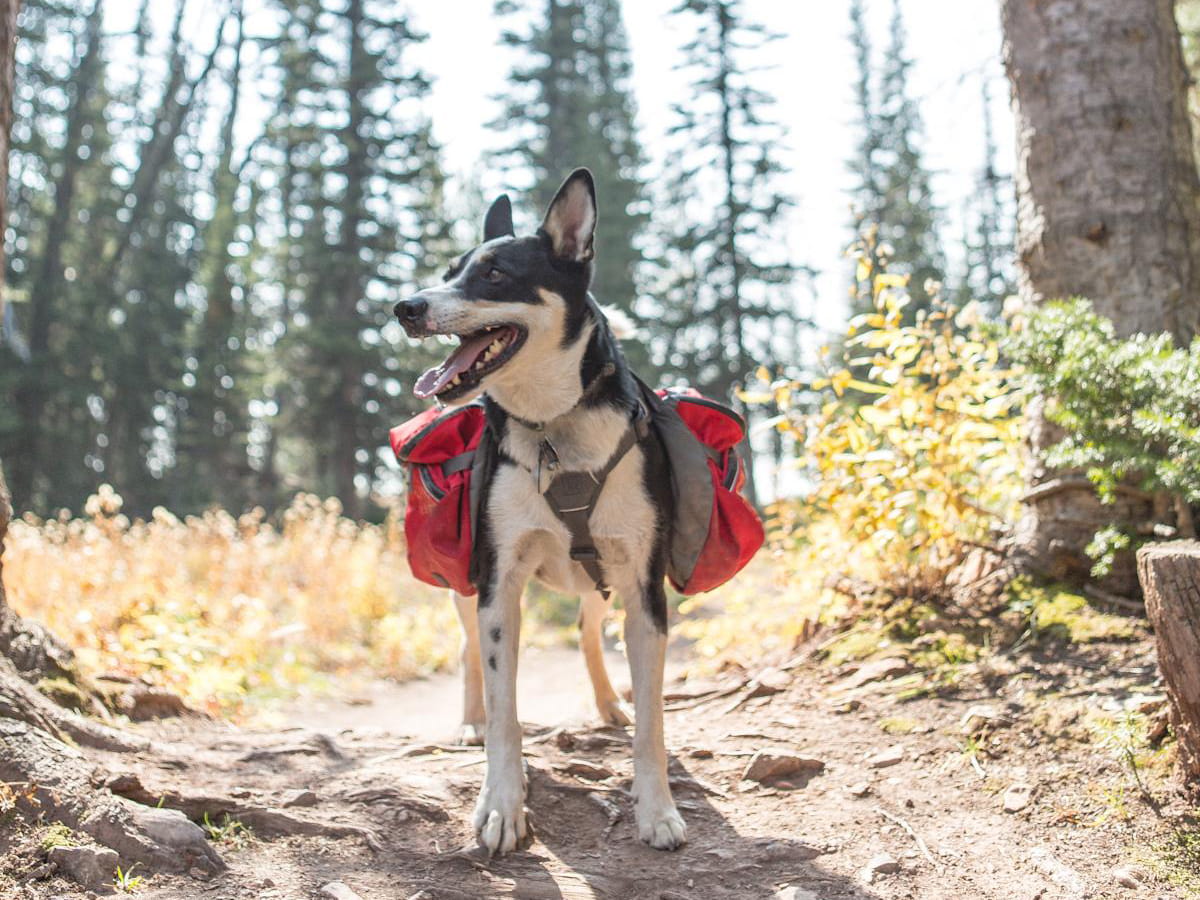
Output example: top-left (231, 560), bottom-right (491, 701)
top-left (5, 489), bottom-right (461, 714)
top-left (681, 255), bottom-right (1025, 663)
top-left (761, 262), bottom-right (1024, 598)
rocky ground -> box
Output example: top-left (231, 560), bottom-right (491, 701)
top-left (0, 634), bottom-right (1193, 900)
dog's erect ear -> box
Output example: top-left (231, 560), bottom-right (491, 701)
top-left (539, 168), bottom-right (596, 263)
top-left (483, 194), bottom-right (514, 241)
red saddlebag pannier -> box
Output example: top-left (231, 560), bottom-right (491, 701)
top-left (653, 387), bottom-right (765, 594)
top-left (389, 402), bottom-right (485, 596)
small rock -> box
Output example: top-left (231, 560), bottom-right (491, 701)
top-left (742, 750), bottom-right (825, 784)
top-left (559, 759), bottom-right (615, 781)
top-left (775, 887), bottom-right (822, 900)
top-left (48, 846), bottom-right (119, 892)
top-left (867, 745), bottom-right (905, 768)
top-left (960, 704), bottom-right (1009, 736)
top-left (25, 862), bottom-right (53, 881)
top-left (847, 781), bottom-right (871, 797)
top-left (119, 685), bottom-right (195, 721)
top-left (831, 698), bottom-right (863, 714)
top-left (747, 668), bottom-right (791, 697)
top-left (1028, 847), bottom-right (1084, 894)
top-left (688, 747), bottom-right (714, 759)
top-left (406, 892), bottom-right (434, 900)
top-left (1135, 695), bottom-right (1166, 716)
top-left (859, 852), bottom-right (901, 882)
top-left (1111, 865), bottom-right (1143, 889)
top-left (1003, 782), bottom-right (1034, 813)
top-left (81, 800), bottom-right (224, 874)
top-left (868, 853), bottom-right (900, 874)
top-left (319, 883), bottom-right (364, 900)
top-left (281, 789), bottom-right (318, 808)
top-left (758, 839), bottom-right (825, 862)
top-left (839, 657), bottom-right (911, 691)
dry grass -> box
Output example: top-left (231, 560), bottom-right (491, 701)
top-left (5, 487), bottom-right (461, 715)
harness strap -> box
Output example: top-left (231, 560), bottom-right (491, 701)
top-left (442, 451), bottom-right (476, 477)
top-left (542, 408), bottom-right (646, 599)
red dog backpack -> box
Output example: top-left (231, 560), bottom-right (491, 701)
top-left (655, 388), bottom-right (765, 594)
top-left (389, 389), bottom-right (764, 597)
top-left (389, 402), bottom-right (484, 595)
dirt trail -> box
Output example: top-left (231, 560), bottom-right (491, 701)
top-left (276, 646), bottom-right (672, 742)
top-left (21, 636), bottom-right (1185, 900)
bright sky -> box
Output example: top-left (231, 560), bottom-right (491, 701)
top-left (410, 0), bottom-right (1014, 335)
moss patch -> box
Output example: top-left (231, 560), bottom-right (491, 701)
top-left (39, 823), bottom-right (77, 851)
top-left (878, 715), bottom-right (922, 734)
top-left (1008, 581), bottom-right (1137, 644)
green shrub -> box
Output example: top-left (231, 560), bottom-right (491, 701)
top-left (1007, 299), bottom-right (1200, 573)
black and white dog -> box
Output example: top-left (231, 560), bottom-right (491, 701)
top-left (394, 169), bottom-right (686, 855)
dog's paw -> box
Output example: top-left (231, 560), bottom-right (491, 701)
top-left (596, 696), bottom-right (633, 728)
top-left (455, 723), bottom-right (485, 746)
top-left (473, 780), bottom-right (528, 856)
top-left (636, 799), bottom-right (687, 851)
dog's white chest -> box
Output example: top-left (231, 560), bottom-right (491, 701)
top-left (488, 406), bottom-right (657, 593)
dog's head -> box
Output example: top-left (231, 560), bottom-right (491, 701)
top-left (395, 168), bottom-right (599, 403)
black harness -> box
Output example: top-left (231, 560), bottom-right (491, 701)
top-left (535, 404), bottom-right (650, 599)
top-left (466, 367), bottom-right (714, 601)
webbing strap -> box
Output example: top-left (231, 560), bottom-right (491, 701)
top-left (441, 451), bottom-right (476, 477)
top-left (542, 412), bottom-right (644, 599)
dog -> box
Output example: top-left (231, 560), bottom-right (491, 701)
top-left (394, 168), bottom-right (686, 855)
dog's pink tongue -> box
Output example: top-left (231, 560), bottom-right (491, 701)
top-left (413, 331), bottom-right (495, 398)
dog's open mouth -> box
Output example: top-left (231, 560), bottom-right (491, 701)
top-left (413, 324), bottom-right (527, 400)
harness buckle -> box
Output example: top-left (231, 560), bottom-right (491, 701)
top-left (570, 547), bottom-right (600, 562)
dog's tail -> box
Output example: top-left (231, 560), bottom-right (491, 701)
top-left (599, 305), bottom-right (639, 341)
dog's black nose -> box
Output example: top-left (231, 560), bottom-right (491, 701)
top-left (394, 297), bottom-right (428, 324)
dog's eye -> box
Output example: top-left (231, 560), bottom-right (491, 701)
top-left (484, 267), bottom-right (506, 284)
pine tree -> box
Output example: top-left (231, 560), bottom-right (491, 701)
top-left (259, 0), bottom-right (450, 518)
top-left (175, 1), bottom-right (259, 511)
top-left (650, 0), bottom-right (804, 506)
top-left (847, 0), bottom-right (944, 317)
top-left (1, 0), bottom-right (110, 512)
top-left (493, 0), bottom-right (649, 369)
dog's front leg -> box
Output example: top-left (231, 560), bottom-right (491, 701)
top-left (623, 580), bottom-right (687, 850)
top-left (472, 569), bottom-right (527, 855)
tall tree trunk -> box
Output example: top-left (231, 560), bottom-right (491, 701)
top-left (715, 1), bottom-right (758, 509)
top-left (9, 0), bottom-right (104, 509)
top-left (331, 0), bottom-right (369, 519)
top-left (1002, 0), bottom-right (1200, 593)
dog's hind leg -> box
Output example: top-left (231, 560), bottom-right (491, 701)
top-left (579, 591), bottom-right (632, 727)
top-left (472, 566), bottom-right (529, 856)
top-left (622, 577), bottom-right (686, 851)
top-left (452, 590), bottom-right (485, 746)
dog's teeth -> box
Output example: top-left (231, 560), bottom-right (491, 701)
top-left (490, 339), bottom-right (503, 352)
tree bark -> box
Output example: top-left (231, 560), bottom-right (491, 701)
top-left (1137, 541), bottom-right (1200, 789)
top-left (1002, 0), bottom-right (1200, 593)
